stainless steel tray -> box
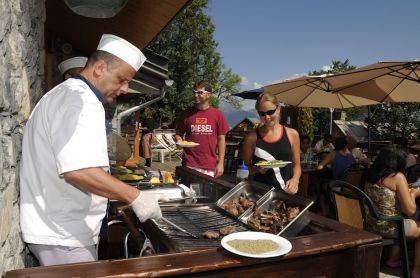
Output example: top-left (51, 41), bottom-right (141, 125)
top-left (240, 189), bottom-right (313, 237)
top-left (132, 183), bottom-right (185, 201)
top-left (215, 180), bottom-right (272, 218)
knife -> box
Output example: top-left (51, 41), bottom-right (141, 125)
top-left (160, 217), bottom-right (199, 239)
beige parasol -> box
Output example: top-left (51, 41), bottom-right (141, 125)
top-left (320, 60), bottom-right (420, 103)
top-left (263, 75), bottom-right (379, 108)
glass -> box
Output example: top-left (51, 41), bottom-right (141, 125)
top-left (192, 89), bottom-right (208, 95)
top-left (257, 106), bottom-right (278, 117)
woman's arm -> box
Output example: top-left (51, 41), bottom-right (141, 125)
top-left (394, 172), bottom-right (418, 217)
top-left (317, 151), bottom-right (334, 170)
top-left (285, 128), bottom-right (301, 194)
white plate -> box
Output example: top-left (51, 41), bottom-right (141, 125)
top-left (176, 142), bottom-right (200, 148)
top-left (221, 231), bottom-right (292, 258)
top-left (255, 161), bottom-right (292, 168)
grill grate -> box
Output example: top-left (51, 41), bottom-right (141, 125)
top-left (152, 204), bottom-right (250, 250)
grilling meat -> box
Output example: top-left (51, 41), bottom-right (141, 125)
top-left (221, 193), bottom-right (255, 216)
top-left (287, 206), bottom-right (300, 219)
top-left (219, 225), bottom-right (236, 235)
top-left (247, 201), bottom-right (300, 234)
top-left (202, 230), bottom-right (220, 239)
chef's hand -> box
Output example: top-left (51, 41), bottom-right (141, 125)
top-left (131, 192), bottom-right (162, 223)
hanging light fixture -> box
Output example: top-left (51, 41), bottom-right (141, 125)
top-left (64, 0), bottom-right (129, 18)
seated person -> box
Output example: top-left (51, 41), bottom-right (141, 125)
top-left (317, 137), bottom-right (354, 180)
top-left (314, 133), bottom-right (335, 154)
top-left (300, 135), bottom-right (314, 163)
top-left (364, 146), bottom-right (420, 277)
top-left (346, 134), bottom-right (370, 164)
top-left (394, 137), bottom-right (417, 168)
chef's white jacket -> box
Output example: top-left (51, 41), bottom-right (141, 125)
top-left (20, 78), bottom-right (109, 247)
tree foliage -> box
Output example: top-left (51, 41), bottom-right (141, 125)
top-left (146, 0), bottom-right (241, 123)
top-left (297, 107), bottom-right (314, 140)
top-left (369, 103), bottom-right (420, 143)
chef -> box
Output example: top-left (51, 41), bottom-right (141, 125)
top-left (19, 34), bottom-right (162, 266)
top-left (58, 56), bottom-right (88, 80)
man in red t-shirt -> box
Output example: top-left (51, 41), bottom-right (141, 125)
top-left (175, 80), bottom-right (230, 178)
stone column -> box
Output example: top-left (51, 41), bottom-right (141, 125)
top-left (0, 0), bottom-right (45, 275)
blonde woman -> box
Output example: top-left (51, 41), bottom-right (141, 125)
top-left (241, 93), bottom-right (301, 194)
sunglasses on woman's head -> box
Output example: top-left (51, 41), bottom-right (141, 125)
top-left (192, 89), bottom-right (208, 95)
top-left (257, 106), bottom-right (278, 117)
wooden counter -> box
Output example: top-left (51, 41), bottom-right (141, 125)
top-left (6, 167), bottom-right (382, 278)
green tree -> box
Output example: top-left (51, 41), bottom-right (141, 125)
top-left (369, 103), bottom-right (420, 143)
top-left (146, 0), bottom-right (241, 123)
top-left (298, 107), bottom-right (314, 140)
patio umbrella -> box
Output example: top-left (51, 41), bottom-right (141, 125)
top-left (262, 75), bottom-right (379, 108)
top-left (235, 88), bottom-right (263, 99)
top-left (321, 60), bottom-right (420, 103)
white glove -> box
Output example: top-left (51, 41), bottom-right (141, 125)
top-left (131, 192), bottom-right (162, 223)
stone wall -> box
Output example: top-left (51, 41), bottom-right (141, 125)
top-left (0, 0), bottom-right (45, 275)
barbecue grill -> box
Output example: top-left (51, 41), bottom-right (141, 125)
top-left (147, 204), bottom-right (251, 252)
top-left (117, 181), bottom-right (313, 255)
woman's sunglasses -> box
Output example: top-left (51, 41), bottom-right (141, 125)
top-left (192, 89), bottom-right (208, 95)
top-left (257, 106), bottom-right (278, 117)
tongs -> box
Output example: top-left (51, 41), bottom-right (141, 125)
top-left (160, 217), bottom-right (198, 239)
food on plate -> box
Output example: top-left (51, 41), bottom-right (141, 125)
top-left (219, 225), bottom-right (236, 236)
top-left (150, 177), bottom-right (161, 183)
top-left (256, 160), bottom-right (284, 165)
top-left (202, 230), bottom-right (220, 239)
top-left (221, 193), bottom-right (255, 216)
top-left (247, 200), bottom-right (300, 234)
top-left (178, 140), bottom-right (198, 145)
top-left (163, 172), bottom-right (175, 183)
top-left (227, 239), bottom-right (279, 254)
top-left (113, 174), bottom-right (144, 181)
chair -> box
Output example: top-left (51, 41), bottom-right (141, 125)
top-left (328, 180), bottom-right (410, 278)
top-left (163, 133), bottom-right (177, 147)
top-left (151, 133), bottom-right (182, 163)
top-left (405, 163), bottom-right (420, 184)
top-left (343, 162), bottom-right (368, 189)
top-left (223, 142), bottom-right (241, 173)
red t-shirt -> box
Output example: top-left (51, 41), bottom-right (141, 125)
top-left (176, 107), bottom-right (230, 170)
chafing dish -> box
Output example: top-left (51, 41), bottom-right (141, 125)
top-left (240, 189), bottom-right (313, 237)
top-left (215, 180), bottom-right (271, 218)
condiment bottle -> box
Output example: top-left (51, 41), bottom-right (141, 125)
top-left (236, 161), bottom-right (249, 184)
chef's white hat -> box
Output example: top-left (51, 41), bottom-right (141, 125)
top-left (58, 56), bottom-right (88, 75)
top-left (97, 34), bottom-right (146, 71)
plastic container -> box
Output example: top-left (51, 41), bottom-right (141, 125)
top-left (236, 162), bottom-right (249, 184)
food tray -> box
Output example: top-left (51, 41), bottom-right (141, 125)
top-left (131, 183), bottom-right (185, 201)
top-left (215, 180), bottom-right (272, 218)
top-left (240, 189), bottom-right (313, 237)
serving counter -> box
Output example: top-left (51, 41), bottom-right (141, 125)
top-left (5, 166), bottom-right (382, 278)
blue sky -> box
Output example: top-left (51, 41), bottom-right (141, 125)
top-left (207, 0), bottom-right (420, 93)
